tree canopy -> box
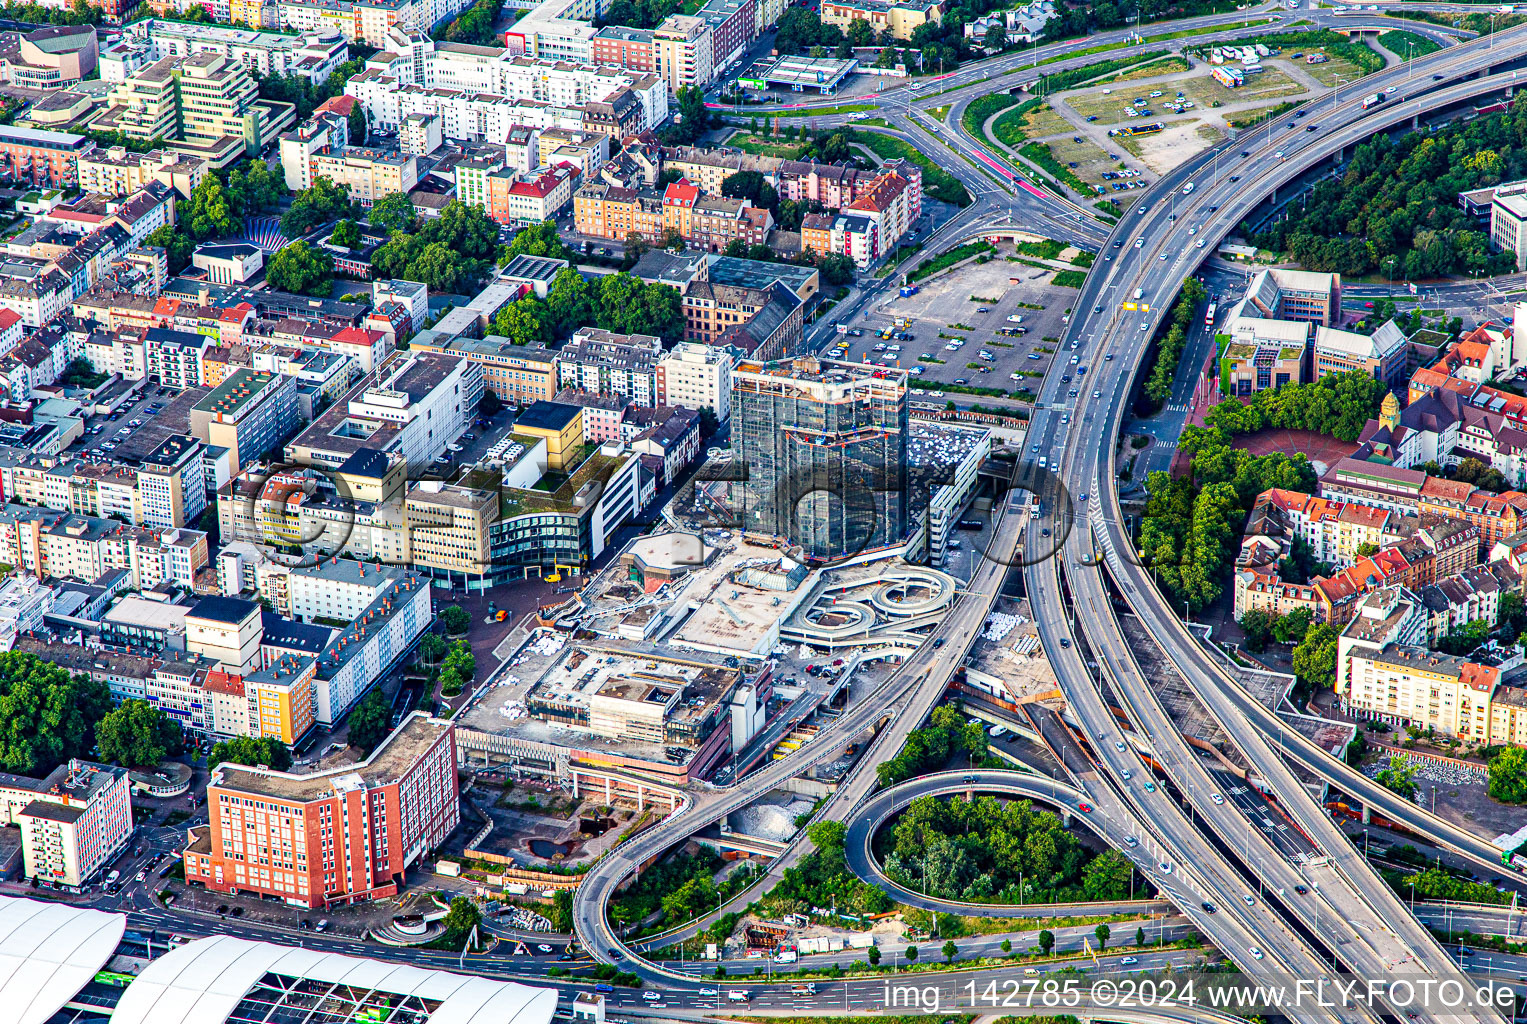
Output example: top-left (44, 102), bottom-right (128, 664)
top-left (95, 699), bottom-right (181, 770)
top-left (208, 735), bottom-right (293, 772)
top-left (346, 688), bottom-right (392, 755)
top-left (434, 0), bottom-right (503, 45)
top-left (281, 177), bottom-right (359, 239)
top-left (1250, 105), bottom-right (1527, 279)
top-left (265, 240), bottom-right (335, 297)
top-left (490, 269), bottom-right (684, 346)
top-left (0, 652), bottom-right (111, 776)
top-left (369, 192), bottom-right (418, 234)
top-left (880, 791), bottom-right (1141, 905)
top-left (1204, 371), bottom-right (1390, 443)
top-left (373, 201), bottom-right (500, 294)
top-left (876, 703), bottom-right (986, 786)
top-left (1488, 746), bottom-right (1527, 804)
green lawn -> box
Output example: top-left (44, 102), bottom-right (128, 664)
top-left (1377, 30), bottom-right (1443, 61)
top-left (849, 129), bottom-right (972, 208)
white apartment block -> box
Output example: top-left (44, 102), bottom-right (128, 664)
top-left (503, 0), bottom-right (604, 61)
top-left (657, 341), bottom-right (733, 422)
top-left (311, 572), bottom-right (431, 724)
top-left (0, 760), bottom-right (132, 887)
top-left (286, 557), bottom-right (406, 623)
top-left (127, 19), bottom-right (349, 82)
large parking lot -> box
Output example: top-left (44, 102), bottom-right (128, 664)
top-left (829, 252), bottom-right (1082, 402)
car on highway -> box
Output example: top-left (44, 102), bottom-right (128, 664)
top-left (1385, 85), bottom-right (1398, 93)
top-left (1114, 740), bottom-right (1127, 751)
top-left (1433, 73), bottom-right (1444, 80)
top-left (1092, 390), bottom-right (1101, 398)
top-left (1094, 305), bottom-right (1103, 313)
top-left (1201, 901), bottom-right (1216, 914)
top-left (1294, 885), bottom-right (1308, 895)
top-left (1229, 174), bottom-right (1241, 182)
top-left (1143, 781), bottom-right (1157, 793)
top-left (1120, 769), bottom-right (1132, 780)
top-left (1197, 240), bottom-right (1205, 248)
top-left (1121, 957), bottom-right (1138, 965)
top-left (1306, 124), bottom-right (1318, 132)
top-left (1059, 636), bottom-right (1070, 647)
top-left (1159, 253), bottom-right (1167, 260)
top-left (538, 944), bottom-right (554, 953)
top-left (1159, 861), bottom-right (1172, 874)
top-left (1125, 836), bottom-right (1138, 847)
top-left (700, 988), bottom-right (718, 996)
top-left (1242, 894), bottom-right (1256, 907)
top-left (1249, 947), bottom-right (1264, 960)
top-left (1041, 527), bottom-right (1051, 536)
top-left (1211, 793), bottom-right (1224, 805)
top-left (1286, 122), bottom-right (1296, 130)
top-left (596, 984), bottom-right (615, 993)
top-left (1135, 238), bottom-right (1144, 247)
top-left (1077, 802), bottom-right (1093, 813)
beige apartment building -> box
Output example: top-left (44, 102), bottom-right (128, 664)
top-left (657, 342), bottom-right (733, 422)
top-left (77, 147), bottom-right (207, 199)
top-left (185, 594), bottom-right (264, 676)
top-left (308, 146), bottom-right (420, 207)
top-left (819, 0), bottom-right (942, 39)
top-left (652, 15), bottom-right (712, 93)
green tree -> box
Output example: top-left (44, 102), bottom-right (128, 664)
top-left (346, 688), bottom-right (393, 755)
top-left (1135, 926), bottom-right (1146, 948)
top-left (1094, 924), bottom-right (1110, 951)
top-left (1488, 746), bottom-right (1527, 804)
top-left (1080, 849), bottom-right (1134, 901)
top-left (1037, 930), bottom-right (1054, 955)
top-left (817, 252), bottom-right (856, 286)
top-left (440, 605), bottom-right (472, 635)
top-left (999, 938), bottom-right (1012, 954)
top-left (208, 735), bottom-right (292, 772)
top-left (1272, 607), bottom-right (1313, 645)
top-left (443, 896), bottom-right (483, 944)
top-left (551, 888), bottom-right (574, 931)
top-left (1376, 753), bottom-right (1419, 800)
top-left (0, 654), bottom-right (111, 776)
top-left (330, 218), bottom-right (361, 248)
top-left (370, 191), bottom-right (418, 234)
top-left (545, 267), bottom-right (592, 338)
top-left (505, 219), bottom-right (575, 262)
top-left (144, 224), bottom-right (195, 275)
top-left (348, 102), bottom-right (368, 147)
top-left (281, 176), bottom-right (358, 238)
top-left (905, 945), bottom-right (918, 962)
top-left (1238, 609), bottom-right (1275, 654)
top-left (95, 699), bottom-right (180, 769)
top-left (868, 945), bottom-right (881, 964)
top-left (186, 174), bottom-right (239, 240)
top-left (491, 296), bottom-right (547, 344)
top-left (418, 631), bottom-right (448, 668)
top-left (265, 240), bottom-right (335, 297)
top-left (941, 939), bottom-right (958, 962)
top-left (1291, 623), bottom-right (1340, 692)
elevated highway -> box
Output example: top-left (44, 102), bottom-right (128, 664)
top-left (1016, 23), bottom-right (1527, 1024)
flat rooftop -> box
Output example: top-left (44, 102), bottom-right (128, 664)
top-left (193, 368), bottom-right (284, 421)
top-left (211, 713), bottom-right (450, 802)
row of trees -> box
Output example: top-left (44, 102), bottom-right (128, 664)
top-left (208, 735), bottom-right (292, 772)
top-left (1236, 606), bottom-right (1313, 653)
top-left (1248, 103), bottom-right (1527, 278)
top-left (1204, 371), bottom-right (1390, 444)
top-left (489, 265), bottom-right (686, 347)
top-left (881, 792), bottom-right (1140, 905)
top-left (1141, 279), bottom-right (1206, 411)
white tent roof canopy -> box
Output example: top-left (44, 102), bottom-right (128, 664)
top-left (110, 933), bottom-right (561, 1024)
top-left (0, 895), bottom-right (128, 1024)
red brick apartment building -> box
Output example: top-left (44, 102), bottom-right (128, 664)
top-left (183, 714), bottom-right (458, 908)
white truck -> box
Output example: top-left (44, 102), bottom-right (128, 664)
top-left (728, 991), bottom-right (751, 1003)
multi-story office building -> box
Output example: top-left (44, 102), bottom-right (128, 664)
top-left (657, 342), bottom-right (733, 422)
top-left (1314, 321), bottom-right (1408, 393)
top-left (1492, 184), bottom-right (1527, 271)
top-left (97, 52), bottom-right (296, 167)
top-left (0, 25), bottom-right (98, 89)
top-left (183, 713), bottom-right (458, 908)
top-left (0, 759), bottom-right (131, 887)
top-left (408, 336), bottom-right (559, 405)
top-left (591, 25), bottom-right (654, 72)
top-left (189, 368), bottom-right (300, 473)
top-left (404, 481), bottom-right (496, 586)
top-left (139, 435), bottom-right (208, 530)
top-left (186, 595), bottom-right (265, 676)
top-left (1237, 267), bottom-right (1342, 326)
top-left (731, 356), bottom-right (909, 560)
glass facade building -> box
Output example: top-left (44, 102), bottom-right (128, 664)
top-left (732, 356), bottom-right (908, 561)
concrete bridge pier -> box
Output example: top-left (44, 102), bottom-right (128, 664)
top-left (1361, 803), bottom-right (1372, 825)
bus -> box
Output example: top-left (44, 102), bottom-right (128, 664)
top-left (1204, 302), bottom-right (1218, 327)
top-left (1109, 122), bottom-right (1164, 138)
